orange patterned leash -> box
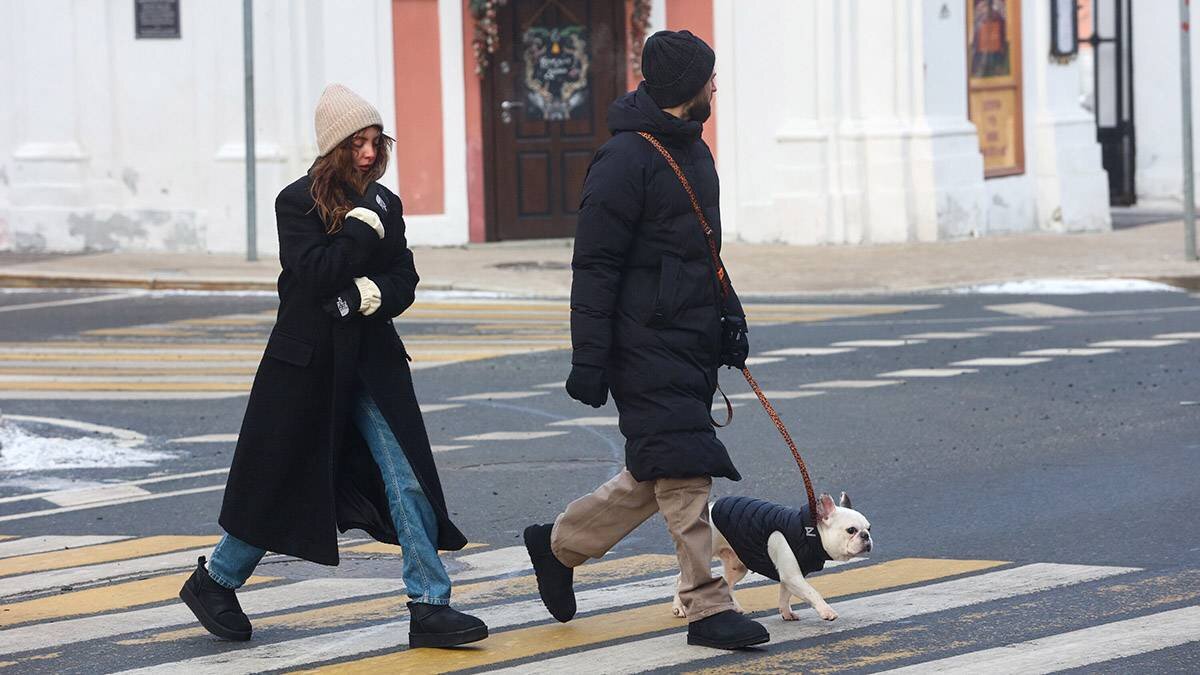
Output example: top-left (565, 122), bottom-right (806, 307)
top-left (637, 131), bottom-right (819, 518)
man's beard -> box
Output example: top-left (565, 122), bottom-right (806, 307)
top-left (685, 95), bottom-right (712, 123)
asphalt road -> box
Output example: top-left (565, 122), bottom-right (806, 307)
top-left (0, 287), bottom-right (1197, 673)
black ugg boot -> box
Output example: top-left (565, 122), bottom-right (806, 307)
top-left (523, 523), bottom-right (576, 622)
top-left (179, 556), bottom-right (252, 641)
top-left (407, 602), bottom-right (488, 648)
top-left (687, 610), bottom-right (770, 650)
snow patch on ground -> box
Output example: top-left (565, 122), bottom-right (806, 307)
top-left (0, 421), bottom-right (174, 471)
top-left (949, 278), bottom-right (1183, 295)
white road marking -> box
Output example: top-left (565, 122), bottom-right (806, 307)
top-left (831, 339), bottom-right (926, 347)
top-left (453, 431), bottom-right (568, 442)
top-left (0, 535), bottom-right (133, 559)
top-left (975, 325), bottom-right (1050, 333)
top-left (0, 293), bottom-right (136, 314)
top-left (0, 374), bottom-right (255, 384)
top-left (548, 417), bottom-right (620, 426)
top-left (0, 468), bottom-right (228, 506)
top-left (800, 380), bottom-right (903, 389)
top-left (1154, 332), bottom-right (1200, 339)
top-left (727, 390), bottom-right (826, 400)
top-left (1088, 339), bottom-right (1186, 348)
top-left (1020, 348), bottom-right (1117, 356)
top-left (447, 391), bottom-right (550, 401)
top-left (430, 445), bottom-right (472, 453)
top-left (950, 357), bottom-right (1052, 367)
top-left (168, 434), bottom-right (237, 444)
top-left (878, 605), bottom-right (1200, 675)
top-left (418, 403), bottom-right (464, 413)
top-left (878, 368), bottom-right (977, 378)
top-left (902, 332), bottom-right (987, 339)
top-left (0, 484), bottom-right (225, 523)
top-left (0, 546), bottom-right (529, 655)
top-left (744, 356), bottom-right (785, 366)
top-left (0, 546), bottom-right (214, 599)
top-left (533, 381), bottom-right (566, 389)
top-left (487, 563), bottom-right (1137, 675)
top-left (42, 484), bottom-right (152, 507)
top-left (1, 414), bottom-right (146, 446)
top-left (985, 303), bottom-right (1086, 318)
top-left (0, 391), bottom-right (247, 401)
top-left (762, 347), bottom-right (857, 356)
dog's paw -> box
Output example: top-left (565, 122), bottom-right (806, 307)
top-left (779, 606), bottom-right (799, 621)
top-left (817, 605), bottom-right (838, 621)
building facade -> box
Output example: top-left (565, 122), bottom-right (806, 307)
top-left (0, 0), bottom-right (1137, 256)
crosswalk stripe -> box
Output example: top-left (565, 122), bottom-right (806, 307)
top-left (1154, 332), bottom-right (1200, 339)
top-left (448, 391), bottom-right (549, 401)
top-left (878, 368), bottom-right (976, 378)
top-left (0, 535), bottom-right (217, 579)
top-left (0, 574), bottom-right (275, 628)
top-left (0, 545), bottom-right (529, 656)
top-left (727, 390), bottom-right (825, 400)
top-left (902, 332), bottom-right (986, 339)
top-left (454, 431), bottom-right (568, 441)
top-left (877, 605), bottom-right (1200, 674)
top-left (1089, 339), bottom-right (1186, 348)
top-left (1021, 348), bottom-right (1116, 356)
top-left (548, 416), bottom-right (620, 427)
top-left (985, 303), bottom-right (1086, 318)
top-left (950, 357), bottom-right (1052, 367)
top-left (0, 484), bottom-right (226, 524)
top-left (303, 558), bottom-right (1003, 674)
top-left (120, 558), bottom-right (857, 675)
top-left (831, 339), bottom-right (926, 347)
top-left (0, 468), bottom-right (228, 506)
top-left (800, 380), bottom-right (903, 389)
top-left (975, 325), bottom-right (1050, 333)
top-left (0, 535), bottom-right (132, 559)
top-left (0, 547), bottom-right (213, 599)
top-left (761, 347), bottom-right (857, 356)
top-left (492, 562), bottom-right (1137, 675)
top-left (116, 554), bottom-right (677, 650)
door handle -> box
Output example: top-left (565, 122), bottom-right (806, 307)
top-left (500, 100), bottom-right (524, 124)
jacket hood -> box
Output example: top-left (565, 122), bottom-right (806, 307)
top-left (607, 82), bottom-right (703, 142)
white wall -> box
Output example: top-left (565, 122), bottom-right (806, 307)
top-left (0, 0), bottom-right (408, 256)
top-left (1132, 0), bottom-right (1199, 205)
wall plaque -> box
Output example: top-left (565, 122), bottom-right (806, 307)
top-left (136, 0), bottom-right (181, 39)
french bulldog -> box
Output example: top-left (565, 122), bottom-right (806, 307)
top-left (672, 492), bottom-right (872, 622)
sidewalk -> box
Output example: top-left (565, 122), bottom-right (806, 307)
top-left (1, 221), bottom-right (1198, 297)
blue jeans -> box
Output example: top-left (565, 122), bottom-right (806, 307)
top-left (207, 389), bottom-right (453, 605)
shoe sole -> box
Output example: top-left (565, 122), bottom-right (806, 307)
top-left (409, 624), bottom-right (489, 648)
top-left (179, 583), bottom-right (251, 642)
top-left (687, 632), bottom-right (770, 650)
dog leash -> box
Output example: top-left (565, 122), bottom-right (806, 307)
top-left (637, 131), bottom-right (819, 519)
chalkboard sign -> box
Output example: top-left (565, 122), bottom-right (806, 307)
top-left (136, 0), bottom-right (180, 39)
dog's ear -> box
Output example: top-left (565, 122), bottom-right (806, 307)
top-left (816, 493), bottom-right (837, 521)
top-left (839, 492), bottom-right (853, 509)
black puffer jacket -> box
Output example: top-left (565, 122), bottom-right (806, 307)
top-left (570, 82), bottom-right (745, 482)
top-left (711, 496), bottom-right (831, 581)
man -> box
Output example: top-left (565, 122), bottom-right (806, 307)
top-left (523, 30), bottom-right (762, 650)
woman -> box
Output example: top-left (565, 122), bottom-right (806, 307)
top-left (179, 84), bottom-right (487, 648)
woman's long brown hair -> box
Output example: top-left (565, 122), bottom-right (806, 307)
top-left (308, 127), bottom-right (394, 234)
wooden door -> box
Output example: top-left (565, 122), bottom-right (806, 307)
top-left (484, 0), bottom-right (627, 240)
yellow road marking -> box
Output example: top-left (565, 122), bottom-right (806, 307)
top-left (120, 554), bottom-right (678, 646)
top-left (0, 574), bottom-right (274, 627)
top-left (306, 558), bottom-right (1004, 674)
top-left (0, 353), bottom-right (258, 362)
top-left (0, 535), bottom-right (219, 578)
top-left (343, 542), bottom-right (487, 555)
top-left (0, 368), bottom-right (258, 376)
top-left (82, 328), bottom-right (207, 337)
top-left (0, 382), bottom-right (250, 392)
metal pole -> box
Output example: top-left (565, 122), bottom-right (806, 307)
top-left (1182, 0), bottom-right (1197, 260)
top-left (243, 0), bottom-right (258, 262)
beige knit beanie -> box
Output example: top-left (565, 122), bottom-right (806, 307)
top-left (314, 84), bottom-right (383, 156)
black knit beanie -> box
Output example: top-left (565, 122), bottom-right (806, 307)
top-left (641, 30), bottom-right (715, 108)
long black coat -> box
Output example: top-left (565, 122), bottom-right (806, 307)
top-left (571, 83), bottom-right (745, 482)
top-left (218, 175), bottom-right (467, 566)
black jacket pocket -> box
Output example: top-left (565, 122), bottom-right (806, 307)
top-left (265, 330), bottom-right (315, 367)
top-left (648, 254), bottom-right (683, 328)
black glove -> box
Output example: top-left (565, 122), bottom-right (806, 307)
top-left (565, 364), bottom-right (609, 408)
top-left (720, 315), bottom-right (749, 369)
top-left (322, 283), bottom-right (362, 322)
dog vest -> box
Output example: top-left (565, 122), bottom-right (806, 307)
top-left (711, 496), bottom-right (832, 581)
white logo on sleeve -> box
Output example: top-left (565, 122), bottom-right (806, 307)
top-left (375, 193), bottom-right (388, 212)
